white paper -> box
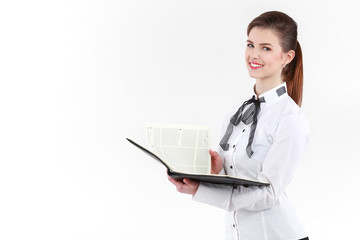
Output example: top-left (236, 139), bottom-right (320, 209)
top-left (146, 123), bottom-right (211, 174)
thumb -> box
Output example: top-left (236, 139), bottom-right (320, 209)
top-left (210, 149), bottom-right (220, 159)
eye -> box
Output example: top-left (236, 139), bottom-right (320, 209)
top-left (247, 43), bottom-right (254, 48)
top-left (263, 47), bottom-right (271, 51)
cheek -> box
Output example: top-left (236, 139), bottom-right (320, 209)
top-left (265, 52), bottom-right (283, 67)
top-left (244, 49), bottom-right (250, 60)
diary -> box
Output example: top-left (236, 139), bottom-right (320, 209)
top-left (127, 123), bottom-right (269, 187)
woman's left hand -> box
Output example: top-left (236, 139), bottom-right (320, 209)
top-left (167, 174), bottom-right (199, 196)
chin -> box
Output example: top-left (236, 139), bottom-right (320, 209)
top-left (248, 72), bottom-right (260, 79)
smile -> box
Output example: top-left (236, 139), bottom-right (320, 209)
top-left (249, 62), bottom-right (264, 69)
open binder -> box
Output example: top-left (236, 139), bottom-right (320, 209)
top-left (126, 138), bottom-right (269, 187)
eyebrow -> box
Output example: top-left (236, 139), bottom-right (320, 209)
top-left (247, 40), bottom-right (273, 47)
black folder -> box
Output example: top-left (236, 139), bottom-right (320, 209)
top-left (126, 138), bottom-right (269, 187)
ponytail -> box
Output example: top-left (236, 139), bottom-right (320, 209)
top-left (282, 40), bottom-right (303, 106)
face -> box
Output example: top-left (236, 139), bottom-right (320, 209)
top-left (245, 27), bottom-right (294, 83)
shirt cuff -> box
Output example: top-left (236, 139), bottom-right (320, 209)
top-left (192, 182), bottom-right (233, 210)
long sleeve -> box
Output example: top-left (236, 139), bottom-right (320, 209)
top-left (193, 113), bottom-right (309, 211)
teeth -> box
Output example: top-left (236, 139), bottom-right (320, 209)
top-left (250, 63), bottom-right (263, 67)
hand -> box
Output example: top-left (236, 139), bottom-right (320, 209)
top-left (210, 149), bottom-right (223, 174)
top-left (167, 174), bottom-right (199, 196)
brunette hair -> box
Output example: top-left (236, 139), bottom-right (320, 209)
top-left (247, 11), bottom-right (303, 106)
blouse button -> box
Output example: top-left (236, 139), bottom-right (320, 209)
top-left (232, 224), bottom-right (236, 228)
top-left (233, 145), bottom-right (236, 148)
top-left (230, 165), bottom-right (233, 169)
top-left (242, 129), bottom-right (245, 132)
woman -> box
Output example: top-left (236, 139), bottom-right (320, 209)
top-left (168, 11), bottom-right (309, 240)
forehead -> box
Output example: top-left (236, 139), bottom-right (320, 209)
top-left (248, 27), bottom-right (280, 46)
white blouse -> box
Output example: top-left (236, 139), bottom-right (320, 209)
top-left (193, 82), bottom-right (309, 240)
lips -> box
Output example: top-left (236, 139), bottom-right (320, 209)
top-left (249, 62), bottom-right (264, 70)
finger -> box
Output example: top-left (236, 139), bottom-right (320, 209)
top-left (209, 149), bottom-right (218, 158)
top-left (168, 175), bottom-right (182, 186)
top-left (167, 175), bottom-right (176, 183)
top-left (183, 178), bottom-right (199, 195)
top-left (183, 178), bottom-right (192, 185)
top-left (212, 150), bottom-right (219, 157)
top-left (209, 149), bottom-right (214, 157)
top-left (211, 150), bottom-right (221, 161)
top-left (183, 178), bottom-right (198, 188)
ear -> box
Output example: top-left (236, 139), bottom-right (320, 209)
top-left (284, 50), bottom-right (295, 65)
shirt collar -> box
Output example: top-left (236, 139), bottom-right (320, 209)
top-left (254, 82), bottom-right (288, 106)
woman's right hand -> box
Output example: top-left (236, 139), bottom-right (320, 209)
top-left (210, 150), bottom-right (223, 174)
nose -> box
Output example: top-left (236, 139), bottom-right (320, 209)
top-left (250, 48), bottom-right (260, 59)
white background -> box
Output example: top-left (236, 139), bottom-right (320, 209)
top-left (1, 0), bottom-right (359, 239)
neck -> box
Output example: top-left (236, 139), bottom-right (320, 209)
top-left (255, 76), bottom-right (283, 96)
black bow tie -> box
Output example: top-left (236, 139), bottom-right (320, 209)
top-left (219, 95), bottom-right (265, 158)
top-left (219, 85), bottom-right (287, 158)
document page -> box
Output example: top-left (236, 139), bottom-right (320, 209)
top-left (146, 123), bottom-right (211, 174)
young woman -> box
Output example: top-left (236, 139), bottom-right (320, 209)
top-left (168, 11), bottom-right (310, 240)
